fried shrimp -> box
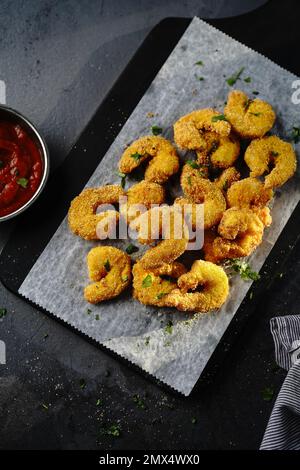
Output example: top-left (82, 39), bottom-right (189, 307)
top-left (118, 136), bottom-right (179, 183)
top-left (163, 260), bottom-right (229, 313)
top-left (136, 205), bottom-right (189, 270)
top-left (214, 167), bottom-right (240, 192)
top-left (224, 90), bottom-right (276, 139)
top-left (244, 136), bottom-right (297, 189)
top-left (84, 246), bottom-right (131, 304)
top-left (174, 109), bottom-right (231, 151)
top-left (68, 185), bottom-right (125, 240)
top-left (196, 131), bottom-right (240, 169)
top-left (180, 164), bottom-right (226, 228)
top-left (227, 177), bottom-right (273, 209)
top-left (132, 260), bottom-right (187, 307)
top-left (120, 180), bottom-right (165, 223)
top-left (203, 208), bottom-right (267, 263)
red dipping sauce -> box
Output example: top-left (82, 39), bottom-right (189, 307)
top-left (0, 121), bottom-right (43, 218)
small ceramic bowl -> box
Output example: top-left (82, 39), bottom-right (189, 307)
top-left (0, 105), bottom-right (49, 222)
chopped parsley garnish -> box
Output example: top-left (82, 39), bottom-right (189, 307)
top-left (211, 114), bottom-right (228, 122)
top-left (228, 259), bottom-right (260, 281)
top-left (104, 259), bottom-right (111, 272)
top-left (126, 243), bottom-right (139, 254)
top-left (151, 125), bottom-right (162, 136)
top-left (0, 308), bottom-right (7, 318)
top-left (195, 75), bottom-right (204, 81)
top-left (96, 398), bottom-right (103, 406)
top-left (100, 424), bottom-right (121, 437)
top-left (17, 177), bottom-right (28, 188)
top-left (107, 424), bottom-right (121, 437)
top-left (249, 112), bottom-right (262, 117)
top-left (252, 90), bottom-right (259, 95)
top-left (191, 417), bottom-right (197, 424)
top-left (133, 394), bottom-right (145, 409)
top-left (79, 378), bottom-right (86, 389)
top-left (142, 274), bottom-right (152, 288)
top-left (226, 67), bottom-right (244, 86)
top-left (194, 60), bottom-right (203, 66)
top-left (292, 126), bottom-right (300, 143)
top-left (130, 152), bottom-right (142, 162)
top-left (165, 320), bottom-right (173, 335)
top-left (121, 275), bottom-right (128, 282)
top-left (244, 77), bottom-right (251, 83)
top-left (261, 387), bottom-right (274, 402)
top-left (41, 403), bottom-right (49, 411)
top-left (156, 292), bottom-right (167, 300)
top-left (145, 336), bottom-right (150, 346)
top-left (95, 314), bottom-right (100, 320)
top-left (117, 171), bottom-right (126, 189)
top-left (87, 308), bottom-right (92, 315)
top-left (270, 150), bottom-right (279, 157)
top-left (186, 159), bottom-right (200, 169)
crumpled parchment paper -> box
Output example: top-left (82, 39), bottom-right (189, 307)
top-left (19, 17), bottom-right (300, 395)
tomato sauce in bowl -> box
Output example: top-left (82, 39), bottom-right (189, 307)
top-left (0, 107), bottom-right (49, 221)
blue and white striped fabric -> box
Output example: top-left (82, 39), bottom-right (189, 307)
top-left (260, 315), bottom-right (300, 450)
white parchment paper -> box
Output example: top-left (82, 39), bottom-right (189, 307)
top-left (19, 18), bottom-right (300, 395)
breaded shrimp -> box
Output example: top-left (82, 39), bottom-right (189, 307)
top-left (120, 180), bottom-right (165, 223)
top-left (203, 208), bottom-right (267, 263)
top-left (196, 131), bottom-right (240, 169)
top-left (174, 109), bottom-right (231, 151)
top-left (136, 205), bottom-right (189, 270)
top-left (224, 90), bottom-right (275, 139)
top-left (84, 246), bottom-right (131, 304)
top-left (214, 167), bottom-right (240, 192)
top-left (68, 185), bottom-right (125, 240)
top-left (119, 136), bottom-right (179, 183)
top-left (180, 164), bottom-right (226, 228)
top-left (227, 177), bottom-right (273, 209)
top-left (163, 260), bottom-right (229, 313)
top-left (132, 260), bottom-right (187, 307)
top-left (244, 136), bottom-right (297, 189)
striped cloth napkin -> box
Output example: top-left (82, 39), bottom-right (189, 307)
top-left (261, 315), bottom-right (300, 450)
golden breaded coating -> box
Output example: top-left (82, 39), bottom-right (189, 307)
top-left (68, 185), bottom-right (125, 240)
top-left (120, 180), bottom-right (166, 223)
top-left (180, 164), bottom-right (226, 228)
top-left (84, 246), bottom-right (131, 304)
top-left (244, 136), bottom-right (297, 189)
top-left (174, 109), bottom-right (231, 151)
top-left (196, 131), bottom-right (240, 169)
top-left (132, 260), bottom-right (187, 307)
top-left (214, 167), bottom-right (241, 192)
top-left (203, 208), bottom-right (266, 264)
top-left (136, 206), bottom-right (189, 270)
top-left (227, 177), bottom-right (273, 209)
top-left (119, 136), bottom-right (179, 183)
top-left (224, 90), bottom-right (275, 139)
top-left (163, 260), bottom-right (229, 313)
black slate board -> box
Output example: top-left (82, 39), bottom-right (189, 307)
top-left (1, 11), bottom-right (300, 392)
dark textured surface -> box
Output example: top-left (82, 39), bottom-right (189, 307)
top-left (1, 0), bottom-right (299, 450)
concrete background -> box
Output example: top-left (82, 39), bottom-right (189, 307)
top-left (2, 0), bottom-right (293, 451)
